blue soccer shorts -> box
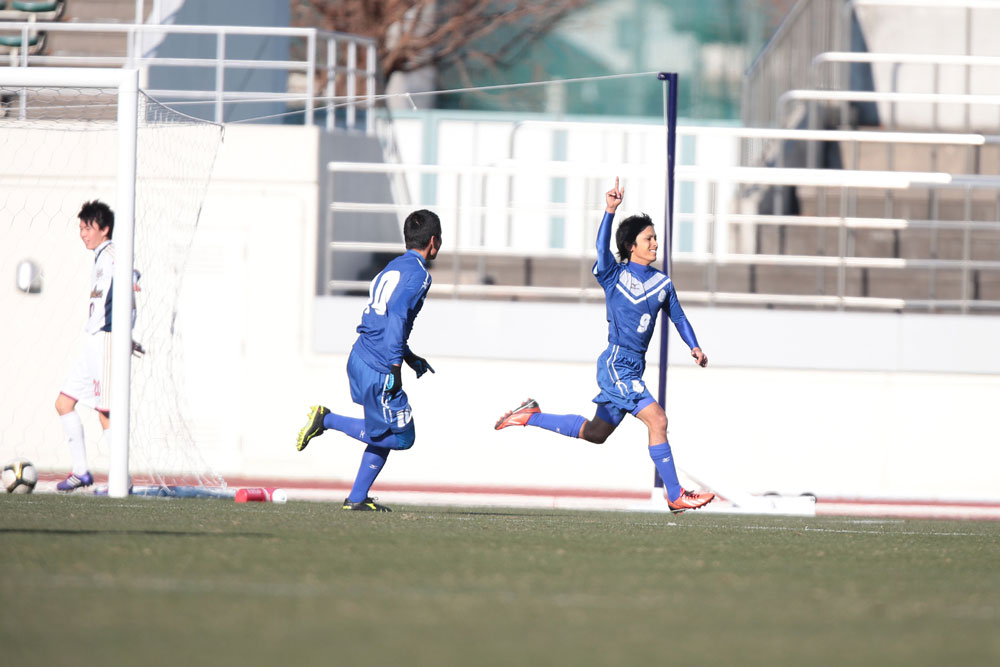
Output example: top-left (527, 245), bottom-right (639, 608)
top-left (346, 349), bottom-right (413, 440)
top-left (591, 344), bottom-right (657, 426)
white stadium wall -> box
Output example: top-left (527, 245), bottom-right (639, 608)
top-left (5, 123), bottom-right (1000, 502)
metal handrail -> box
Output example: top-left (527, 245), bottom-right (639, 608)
top-left (330, 159), bottom-right (1000, 189)
top-left (811, 51), bottom-right (1000, 88)
top-left (502, 119), bottom-right (1000, 177)
top-left (325, 157), bottom-right (1000, 312)
top-left (779, 89), bottom-right (1000, 127)
top-left (325, 279), bottom-right (1000, 312)
top-left (805, 50), bottom-right (1000, 141)
top-left (0, 21), bottom-right (377, 128)
top-left (326, 240), bottom-right (1000, 271)
top-left (743, 0), bottom-right (1000, 129)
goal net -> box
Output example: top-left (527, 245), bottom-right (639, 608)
top-left (0, 75), bottom-right (224, 494)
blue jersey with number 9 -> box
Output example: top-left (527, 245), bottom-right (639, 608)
top-left (352, 249), bottom-right (432, 373)
top-left (592, 212), bottom-right (699, 355)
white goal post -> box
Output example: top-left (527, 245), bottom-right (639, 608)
top-left (3, 67), bottom-right (139, 498)
top-left (2, 67), bottom-right (223, 499)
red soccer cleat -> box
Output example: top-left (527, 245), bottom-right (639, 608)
top-left (494, 398), bottom-right (541, 430)
top-left (668, 489), bottom-right (716, 514)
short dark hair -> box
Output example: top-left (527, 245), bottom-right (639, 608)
top-left (615, 213), bottom-right (654, 261)
top-left (403, 209), bottom-right (442, 250)
top-left (78, 200), bottom-right (115, 239)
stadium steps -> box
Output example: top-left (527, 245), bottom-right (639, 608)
top-left (46, 0), bottom-right (141, 58)
top-left (425, 254), bottom-right (1000, 309)
top-left (61, 0), bottom-right (138, 22)
top-left (746, 133), bottom-right (1000, 308)
top-left (426, 244), bottom-right (999, 305)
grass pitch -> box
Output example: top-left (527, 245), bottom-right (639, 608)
top-left (1, 494), bottom-right (998, 666)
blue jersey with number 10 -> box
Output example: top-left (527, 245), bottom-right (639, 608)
top-left (352, 249), bottom-right (432, 373)
top-left (593, 212), bottom-right (699, 355)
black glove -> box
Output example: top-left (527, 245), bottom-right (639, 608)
top-left (404, 351), bottom-right (435, 379)
top-left (387, 364), bottom-right (403, 395)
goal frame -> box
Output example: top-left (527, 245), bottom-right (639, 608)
top-left (2, 67), bottom-right (139, 498)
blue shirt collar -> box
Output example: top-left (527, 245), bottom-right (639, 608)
top-left (405, 248), bottom-right (426, 266)
top-left (626, 260), bottom-right (657, 276)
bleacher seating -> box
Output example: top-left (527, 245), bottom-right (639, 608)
top-left (0, 0), bottom-right (64, 22)
top-left (736, 0), bottom-right (1000, 310)
top-left (0, 0), bottom-right (63, 58)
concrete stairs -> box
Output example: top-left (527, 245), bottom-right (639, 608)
top-left (735, 127), bottom-right (1000, 309)
top-left (45, 0), bottom-right (143, 57)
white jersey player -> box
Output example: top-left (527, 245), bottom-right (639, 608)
top-left (55, 200), bottom-right (140, 492)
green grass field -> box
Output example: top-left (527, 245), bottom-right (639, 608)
top-left (2, 494), bottom-right (998, 666)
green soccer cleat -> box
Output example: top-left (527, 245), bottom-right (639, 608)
top-left (296, 405), bottom-right (330, 451)
top-left (342, 497), bottom-right (392, 512)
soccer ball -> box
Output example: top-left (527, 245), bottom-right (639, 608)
top-left (2, 459), bottom-right (38, 494)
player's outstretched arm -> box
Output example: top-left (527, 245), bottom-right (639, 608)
top-left (605, 176), bottom-right (624, 214)
top-left (595, 178), bottom-right (624, 276)
top-left (664, 282), bottom-right (706, 366)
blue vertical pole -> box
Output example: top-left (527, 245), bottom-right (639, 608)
top-left (653, 72), bottom-right (678, 495)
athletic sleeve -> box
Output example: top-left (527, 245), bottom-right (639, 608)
top-left (592, 211), bottom-right (618, 286)
top-left (663, 282), bottom-right (700, 350)
top-left (383, 271), bottom-right (427, 366)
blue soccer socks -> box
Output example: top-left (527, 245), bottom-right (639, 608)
top-left (348, 445), bottom-right (390, 503)
top-left (324, 411), bottom-right (415, 451)
top-left (648, 442), bottom-right (682, 502)
top-left (323, 412), bottom-right (366, 441)
top-left (525, 412), bottom-right (587, 438)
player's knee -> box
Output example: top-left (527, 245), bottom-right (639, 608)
top-left (582, 421), bottom-right (612, 444)
top-left (647, 413), bottom-right (668, 436)
top-left (55, 394), bottom-right (73, 415)
top-left (586, 427), bottom-right (609, 444)
top-left (392, 423), bottom-right (416, 450)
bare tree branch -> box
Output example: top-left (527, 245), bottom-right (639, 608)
top-left (294, 0), bottom-right (592, 89)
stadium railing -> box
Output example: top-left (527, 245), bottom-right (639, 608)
top-left (743, 0), bottom-right (999, 130)
top-left (779, 89), bottom-right (1000, 133)
top-left (0, 20), bottom-right (375, 129)
top-left (809, 51), bottom-right (1000, 92)
top-left (324, 132), bottom-right (1000, 313)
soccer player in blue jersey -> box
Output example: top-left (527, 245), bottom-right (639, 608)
top-left (495, 178), bottom-right (715, 513)
top-left (295, 209), bottom-right (442, 512)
